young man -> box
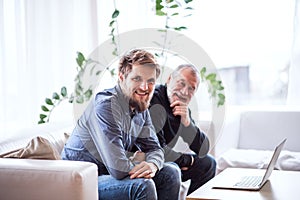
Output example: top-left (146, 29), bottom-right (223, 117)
top-left (150, 64), bottom-right (216, 195)
top-left (61, 49), bottom-right (181, 200)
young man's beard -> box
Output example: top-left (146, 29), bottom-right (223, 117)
top-left (129, 97), bottom-right (150, 112)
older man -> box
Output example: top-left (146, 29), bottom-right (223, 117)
top-left (150, 64), bottom-right (216, 195)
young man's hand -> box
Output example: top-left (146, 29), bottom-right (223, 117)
top-left (129, 161), bottom-right (158, 179)
top-left (170, 100), bottom-right (190, 127)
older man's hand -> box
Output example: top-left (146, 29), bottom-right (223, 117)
top-left (170, 100), bottom-right (190, 127)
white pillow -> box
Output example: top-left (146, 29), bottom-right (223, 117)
top-left (217, 148), bottom-right (300, 173)
top-left (217, 148), bottom-right (273, 173)
top-left (278, 151), bottom-right (300, 171)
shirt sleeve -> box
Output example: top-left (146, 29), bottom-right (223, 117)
top-left (135, 110), bottom-right (164, 170)
top-left (155, 110), bottom-right (210, 165)
top-left (178, 109), bottom-right (210, 157)
top-left (89, 99), bottom-right (135, 180)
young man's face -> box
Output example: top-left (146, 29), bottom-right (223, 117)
top-left (119, 64), bottom-right (157, 112)
top-left (167, 68), bottom-right (199, 104)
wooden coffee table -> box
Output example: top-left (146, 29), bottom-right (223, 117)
top-left (186, 167), bottom-right (300, 200)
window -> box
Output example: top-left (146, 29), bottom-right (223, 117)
top-left (185, 0), bottom-right (295, 106)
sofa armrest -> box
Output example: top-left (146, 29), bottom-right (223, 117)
top-left (0, 158), bottom-right (98, 200)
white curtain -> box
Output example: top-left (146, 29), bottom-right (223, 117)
top-left (0, 0), bottom-right (154, 134)
top-left (287, 0), bottom-right (300, 105)
top-left (0, 0), bottom-right (100, 133)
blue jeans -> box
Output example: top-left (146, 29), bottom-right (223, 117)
top-left (98, 162), bottom-right (181, 200)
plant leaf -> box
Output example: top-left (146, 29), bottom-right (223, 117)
top-left (52, 92), bottom-right (60, 100)
top-left (170, 4), bottom-right (179, 8)
top-left (45, 98), bottom-right (53, 105)
top-left (184, 0), bottom-right (193, 3)
top-left (156, 0), bottom-right (163, 15)
top-left (218, 93), bottom-right (225, 100)
top-left (174, 26), bottom-right (187, 31)
top-left (217, 93), bottom-right (225, 106)
top-left (206, 73), bottom-right (216, 81)
top-left (112, 49), bottom-right (118, 56)
top-left (41, 105), bottom-right (49, 112)
top-left (40, 114), bottom-right (47, 119)
top-left (84, 89), bottom-right (93, 100)
top-left (154, 53), bottom-right (160, 57)
top-left (96, 70), bottom-right (102, 76)
top-left (111, 28), bottom-right (115, 34)
top-left (156, 10), bottom-right (166, 16)
top-left (38, 120), bottom-right (45, 124)
top-left (112, 9), bottom-right (119, 18)
top-left (110, 68), bottom-right (116, 76)
top-left (200, 67), bottom-right (206, 75)
top-left (109, 20), bottom-right (115, 27)
top-left (76, 52), bottom-right (85, 67)
top-left (76, 96), bottom-right (84, 104)
top-left (61, 86), bottom-right (67, 97)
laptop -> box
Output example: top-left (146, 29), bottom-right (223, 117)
top-left (213, 138), bottom-right (287, 191)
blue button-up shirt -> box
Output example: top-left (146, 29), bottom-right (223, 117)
top-left (61, 85), bottom-right (164, 180)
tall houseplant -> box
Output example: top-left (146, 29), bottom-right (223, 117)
top-left (38, 0), bottom-right (225, 124)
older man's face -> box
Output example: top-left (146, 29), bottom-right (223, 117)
top-left (167, 68), bottom-right (199, 105)
top-left (120, 64), bottom-right (156, 112)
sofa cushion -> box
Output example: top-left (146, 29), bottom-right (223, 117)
top-left (0, 136), bottom-right (61, 160)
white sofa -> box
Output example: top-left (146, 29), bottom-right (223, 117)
top-left (0, 121), bottom-right (98, 200)
top-left (0, 120), bottom-right (190, 200)
top-left (215, 107), bottom-right (300, 173)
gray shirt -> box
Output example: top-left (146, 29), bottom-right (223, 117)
top-left (62, 85), bottom-right (164, 180)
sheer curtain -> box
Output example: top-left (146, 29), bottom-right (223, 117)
top-left (0, 0), bottom-right (100, 133)
top-left (0, 0), bottom-right (154, 134)
top-left (287, 0), bottom-right (300, 105)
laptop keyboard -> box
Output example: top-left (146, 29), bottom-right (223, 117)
top-left (234, 176), bottom-right (262, 187)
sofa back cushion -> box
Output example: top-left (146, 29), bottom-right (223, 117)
top-left (238, 110), bottom-right (300, 151)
